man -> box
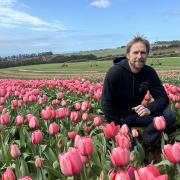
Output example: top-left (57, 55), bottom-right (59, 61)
top-left (101, 36), bottom-right (176, 144)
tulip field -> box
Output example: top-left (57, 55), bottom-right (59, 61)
top-left (0, 77), bottom-right (180, 180)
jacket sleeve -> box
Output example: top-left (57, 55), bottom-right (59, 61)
top-left (146, 68), bottom-right (169, 116)
top-left (101, 73), bottom-right (120, 123)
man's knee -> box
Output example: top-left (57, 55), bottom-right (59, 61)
top-left (162, 108), bottom-right (176, 126)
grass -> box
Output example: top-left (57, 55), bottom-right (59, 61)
top-left (0, 57), bottom-right (180, 80)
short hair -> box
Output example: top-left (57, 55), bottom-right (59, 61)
top-left (126, 36), bottom-right (150, 55)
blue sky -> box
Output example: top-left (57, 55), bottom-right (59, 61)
top-left (0, 0), bottom-right (180, 56)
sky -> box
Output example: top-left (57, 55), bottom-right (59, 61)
top-left (0, 0), bottom-right (180, 57)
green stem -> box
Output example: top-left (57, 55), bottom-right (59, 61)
top-left (0, 132), bottom-right (5, 163)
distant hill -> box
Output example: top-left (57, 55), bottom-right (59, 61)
top-left (64, 40), bottom-right (180, 58)
top-left (1, 40), bottom-right (180, 69)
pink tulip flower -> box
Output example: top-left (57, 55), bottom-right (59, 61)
top-left (59, 147), bottom-right (83, 176)
top-left (15, 115), bottom-right (24, 125)
top-left (103, 122), bottom-right (119, 139)
top-left (31, 130), bottom-right (43, 144)
top-left (10, 144), bottom-right (21, 159)
top-left (1, 167), bottom-right (16, 180)
top-left (49, 122), bottom-right (59, 135)
top-left (153, 116), bottom-right (166, 131)
top-left (134, 164), bottom-right (168, 180)
top-left (110, 147), bottom-right (129, 167)
top-left (76, 136), bottom-right (94, 156)
top-left (0, 112), bottom-right (10, 125)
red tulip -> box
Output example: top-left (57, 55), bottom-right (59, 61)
top-left (1, 167), bottom-right (16, 180)
top-left (59, 147), bottom-right (83, 176)
top-left (103, 122), bottom-right (119, 138)
top-left (31, 130), bottom-right (43, 144)
top-left (110, 147), bottom-right (129, 167)
top-left (10, 144), bottom-right (21, 159)
top-left (153, 116), bottom-right (166, 131)
top-left (134, 164), bottom-right (168, 180)
top-left (76, 136), bottom-right (94, 156)
top-left (49, 122), bottom-right (59, 135)
top-left (15, 115), bottom-right (24, 125)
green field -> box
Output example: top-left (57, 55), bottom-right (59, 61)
top-left (0, 57), bottom-right (180, 80)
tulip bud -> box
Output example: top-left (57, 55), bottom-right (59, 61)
top-left (0, 112), bottom-right (10, 125)
top-left (153, 116), bottom-right (166, 131)
top-left (10, 144), bottom-right (21, 159)
top-left (49, 122), bottom-right (59, 135)
top-left (31, 130), bottom-right (43, 144)
top-left (15, 115), bottom-right (24, 125)
top-left (131, 129), bottom-right (139, 138)
top-left (35, 156), bottom-right (44, 168)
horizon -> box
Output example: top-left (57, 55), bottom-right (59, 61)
top-left (1, 0), bottom-right (180, 57)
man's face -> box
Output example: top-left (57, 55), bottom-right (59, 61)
top-left (127, 41), bottom-right (148, 72)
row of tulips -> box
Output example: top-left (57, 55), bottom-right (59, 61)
top-left (0, 79), bottom-right (180, 179)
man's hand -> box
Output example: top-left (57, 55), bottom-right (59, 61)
top-left (132, 105), bottom-right (151, 117)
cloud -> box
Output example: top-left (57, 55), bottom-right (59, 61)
top-left (90, 0), bottom-right (111, 8)
top-left (0, 0), bottom-right (67, 31)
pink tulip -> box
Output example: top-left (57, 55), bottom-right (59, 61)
top-left (131, 129), bottom-right (139, 138)
top-left (110, 147), bottom-right (129, 167)
top-left (74, 102), bottom-right (81, 110)
top-left (0, 88), bottom-right (6, 97)
top-left (112, 170), bottom-right (131, 180)
top-left (76, 136), bottom-right (94, 156)
top-left (83, 126), bottom-right (91, 133)
top-left (93, 116), bottom-right (102, 126)
top-left (153, 116), bottom-right (166, 131)
top-left (82, 112), bottom-right (89, 121)
top-left (1, 167), bottom-right (16, 180)
top-left (11, 99), bottom-right (18, 109)
top-left (70, 111), bottom-right (79, 122)
top-left (134, 164), bottom-right (168, 180)
top-left (25, 114), bottom-right (34, 122)
top-left (29, 116), bottom-right (39, 129)
top-left (172, 142), bottom-right (180, 162)
top-left (49, 122), bottom-right (59, 135)
top-left (15, 115), bottom-right (24, 125)
top-left (68, 131), bottom-right (77, 139)
top-left (103, 122), bottom-right (119, 138)
top-left (35, 156), bottom-right (44, 168)
top-left (162, 142), bottom-right (180, 163)
top-left (61, 100), bottom-right (67, 106)
top-left (119, 124), bottom-right (129, 135)
top-left (31, 130), bottom-right (43, 144)
top-left (59, 147), bottom-right (83, 176)
top-left (0, 112), bottom-right (10, 125)
top-left (10, 144), bottom-right (21, 159)
top-left (115, 134), bottom-right (131, 149)
top-left (57, 92), bottom-right (63, 99)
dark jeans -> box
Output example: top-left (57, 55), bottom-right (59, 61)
top-left (117, 108), bottom-right (176, 144)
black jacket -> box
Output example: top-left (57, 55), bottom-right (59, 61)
top-left (101, 57), bottom-right (169, 123)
